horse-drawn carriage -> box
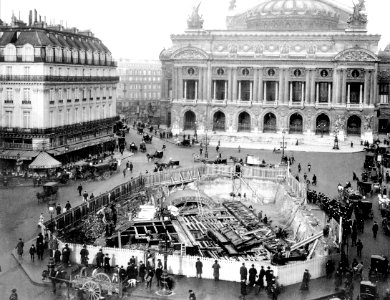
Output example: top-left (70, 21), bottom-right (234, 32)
top-left (77, 159), bottom-right (118, 181)
top-left (146, 151), bottom-right (163, 161)
top-left (154, 160), bottom-right (180, 171)
top-left (129, 142), bottom-right (138, 153)
top-left (36, 182), bottom-right (59, 203)
top-left (175, 139), bottom-right (191, 147)
top-left (357, 281), bottom-right (379, 300)
top-left (143, 134), bottom-right (153, 144)
top-left (139, 142), bottom-right (147, 153)
top-left (137, 127), bottom-right (144, 135)
top-left (368, 255), bottom-right (389, 282)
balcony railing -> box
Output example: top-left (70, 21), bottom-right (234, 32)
top-left (22, 100), bottom-right (31, 105)
top-left (0, 142), bottom-right (33, 150)
top-left (58, 100), bottom-right (63, 104)
top-left (0, 116), bottom-right (120, 136)
top-left (0, 75), bottom-right (120, 83)
top-left (82, 98), bottom-right (87, 101)
top-left (263, 125), bottom-right (277, 133)
top-left (49, 101), bottom-right (55, 105)
top-left (67, 99), bottom-right (72, 103)
top-left (90, 98), bottom-right (94, 100)
top-left (1, 55), bottom-right (118, 67)
top-left (4, 100), bottom-right (13, 104)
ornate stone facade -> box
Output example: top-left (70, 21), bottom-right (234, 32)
top-left (160, 0), bottom-right (389, 143)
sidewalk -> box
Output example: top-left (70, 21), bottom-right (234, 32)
top-left (12, 240), bottom-right (346, 300)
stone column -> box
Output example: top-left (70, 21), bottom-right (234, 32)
top-left (347, 83), bottom-right (350, 104)
top-left (207, 62), bottom-right (212, 101)
top-left (284, 69), bottom-right (289, 104)
top-left (232, 68), bottom-right (237, 101)
top-left (258, 67), bottom-right (264, 102)
top-left (178, 67), bottom-right (183, 100)
top-left (172, 67), bottom-right (177, 99)
top-left (316, 83), bottom-right (319, 104)
top-left (279, 68), bottom-right (284, 104)
top-left (184, 80), bottom-right (187, 100)
top-left (301, 82), bottom-right (305, 104)
top-left (371, 64), bottom-right (378, 106)
top-left (203, 68), bottom-right (208, 101)
top-left (341, 70), bottom-right (347, 105)
top-left (198, 67), bottom-right (203, 101)
top-left (238, 81), bottom-right (242, 101)
top-left (213, 81), bottom-right (216, 100)
top-left (228, 67), bottom-right (232, 101)
top-left (364, 70), bottom-right (369, 106)
top-left (224, 81), bottom-right (228, 101)
top-left (253, 68), bottom-right (258, 102)
top-left (289, 82), bottom-right (293, 103)
top-left (305, 70), bottom-right (311, 105)
top-left (359, 83), bottom-right (363, 104)
top-left (332, 68), bottom-right (338, 106)
top-left (250, 81), bottom-right (253, 101)
top-left (195, 81), bottom-right (198, 100)
top-left (328, 83), bottom-right (332, 105)
top-left (310, 69), bottom-right (316, 105)
top-left (275, 82), bottom-right (279, 102)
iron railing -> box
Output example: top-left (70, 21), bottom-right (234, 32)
top-left (0, 75), bottom-right (119, 83)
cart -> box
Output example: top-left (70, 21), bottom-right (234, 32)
top-left (36, 182), bottom-right (59, 203)
top-left (358, 281), bottom-right (378, 300)
top-left (72, 267), bottom-right (120, 299)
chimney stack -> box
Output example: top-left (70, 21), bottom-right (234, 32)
top-left (34, 9), bottom-right (37, 24)
top-left (29, 10), bottom-right (32, 26)
top-left (39, 15), bottom-right (41, 23)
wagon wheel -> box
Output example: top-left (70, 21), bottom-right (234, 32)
top-left (93, 272), bottom-right (111, 283)
top-left (82, 280), bottom-right (102, 300)
top-left (103, 171), bottom-right (110, 179)
top-left (79, 266), bottom-right (89, 278)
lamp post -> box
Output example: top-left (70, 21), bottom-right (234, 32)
top-left (205, 129), bottom-right (208, 159)
top-left (333, 130), bottom-right (339, 150)
top-left (280, 129), bottom-right (287, 164)
top-left (194, 121), bottom-right (198, 143)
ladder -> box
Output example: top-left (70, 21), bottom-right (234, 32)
top-left (239, 176), bottom-right (263, 204)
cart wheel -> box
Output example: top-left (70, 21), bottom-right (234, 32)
top-left (79, 266), bottom-right (88, 277)
top-left (93, 272), bottom-right (111, 283)
top-left (82, 280), bottom-right (101, 300)
top-left (103, 171), bottom-right (110, 179)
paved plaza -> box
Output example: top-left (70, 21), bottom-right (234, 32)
top-left (1, 130), bottom-right (390, 300)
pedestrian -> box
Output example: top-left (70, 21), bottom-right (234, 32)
top-left (83, 191), bottom-right (88, 202)
top-left (372, 221), bottom-right (379, 238)
top-left (89, 193), bottom-right (95, 200)
top-left (119, 266), bottom-right (127, 282)
top-left (240, 263), bottom-right (248, 281)
top-left (36, 241), bottom-right (44, 260)
top-left (15, 238), bottom-right (24, 258)
top-left (189, 290), bottom-right (196, 300)
top-left (238, 145), bottom-right (241, 153)
top-left (65, 201), bottom-right (71, 211)
top-left (139, 261), bottom-right (146, 282)
top-left (256, 266), bottom-right (265, 294)
top-left (104, 254), bottom-right (111, 273)
top-left (195, 257), bottom-right (203, 278)
top-left (248, 264), bottom-right (257, 287)
top-left (80, 244), bottom-right (89, 266)
top-left (307, 163), bottom-right (311, 172)
top-left (216, 145), bottom-right (220, 153)
top-left (129, 162), bottom-right (133, 173)
top-left (123, 167), bottom-right (127, 177)
top-left (356, 239), bottom-right (363, 257)
top-left (212, 260), bottom-right (220, 281)
top-left (155, 265), bottom-right (163, 287)
top-left (162, 144), bottom-right (166, 151)
top-left (9, 289), bottom-right (18, 300)
top-left (62, 244), bottom-right (70, 265)
top-left (298, 163), bottom-right (301, 173)
top-left (300, 269), bottom-right (311, 290)
top-left (265, 267), bottom-right (273, 291)
top-left (54, 249), bottom-right (61, 264)
top-left (146, 268), bottom-right (154, 289)
top-left (270, 280), bottom-right (280, 300)
top-left (38, 213), bottom-right (44, 227)
top-left (258, 210), bottom-right (263, 221)
top-left (199, 148), bottom-right (203, 156)
top-left (96, 249), bottom-right (104, 268)
top-left (29, 244), bottom-right (36, 262)
top-left (351, 141), bottom-right (353, 148)
top-left (56, 203), bottom-right (61, 215)
top-left (77, 184), bottom-right (83, 196)
top-left (240, 279), bottom-right (247, 300)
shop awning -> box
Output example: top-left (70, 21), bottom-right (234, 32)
top-left (29, 152), bottom-right (62, 169)
top-left (0, 150), bottom-right (40, 160)
top-left (48, 135), bottom-right (115, 156)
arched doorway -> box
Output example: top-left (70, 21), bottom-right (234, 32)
top-left (347, 115), bottom-right (361, 136)
top-left (238, 112), bottom-right (251, 132)
top-left (289, 113), bottom-right (303, 134)
top-left (213, 111), bottom-right (226, 131)
top-left (315, 114), bottom-right (330, 136)
top-left (184, 111), bottom-right (196, 130)
top-left (263, 113), bottom-right (277, 133)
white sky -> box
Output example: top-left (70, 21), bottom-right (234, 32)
top-left (2, 0), bottom-right (390, 60)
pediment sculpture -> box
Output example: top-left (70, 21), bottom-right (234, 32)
top-left (335, 49), bottom-right (377, 62)
top-left (173, 49), bottom-right (208, 60)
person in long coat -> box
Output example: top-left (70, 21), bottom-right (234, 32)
top-left (240, 263), bottom-right (248, 281)
top-left (62, 244), bottom-right (70, 265)
top-left (36, 241), bottom-right (44, 260)
top-left (29, 244), bottom-right (36, 262)
top-left (15, 238), bottom-right (24, 258)
top-left (139, 261), bottom-right (146, 282)
top-left (240, 279), bottom-right (247, 299)
top-left (248, 264), bottom-right (257, 287)
top-left (300, 269), bottom-right (311, 290)
top-left (212, 260), bottom-right (221, 281)
top-left (96, 249), bottom-right (104, 268)
top-left (256, 266), bottom-right (266, 294)
top-left (195, 258), bottom-right (203, 278)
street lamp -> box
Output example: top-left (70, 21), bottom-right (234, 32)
top-left (194, 121), bottom-right (198, 143)
top-left (205, 129), bottom-right (209, 159)
top-left (280, 129), bottom-right (287, 164)
top-left (333, 130), bottom-right (339, 150)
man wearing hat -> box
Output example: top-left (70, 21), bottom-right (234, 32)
top-left (9, 289), bottom-right (18, 300)
top-left (80, 244), bottom-right (89, 266)
top-left (96, 249), bottom-right (104, 268)
top-left (62, 244), bottom-right (71, 266)
top-left (189, 289), bottom-right (196, 300)
top-left (300, 269), bottom-right (311, 291)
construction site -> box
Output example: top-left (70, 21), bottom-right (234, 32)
top-left (55, 164), bottom-right (338, 275)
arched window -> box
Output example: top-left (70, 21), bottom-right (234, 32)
top-left (55, 47), bottom-right (63, 63)
top-left (79, 50), bottom-right (85, 64)
top-left (22, 44), bottom-right (34, 62)
top-left (4, 44), bottom-right (16, 61)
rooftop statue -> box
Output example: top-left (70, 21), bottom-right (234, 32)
top-left (347, 0), bottom-right (367, 27)
top-left (187, 2), bottom-right (204, 29)
top-left (229, 0), bottom-right (237, 11)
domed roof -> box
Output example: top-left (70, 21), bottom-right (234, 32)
top-left (229, 0), bottom-right (345, 31)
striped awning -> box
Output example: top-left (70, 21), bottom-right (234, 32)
top-left (29, 152), bottom-right (62, 169)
